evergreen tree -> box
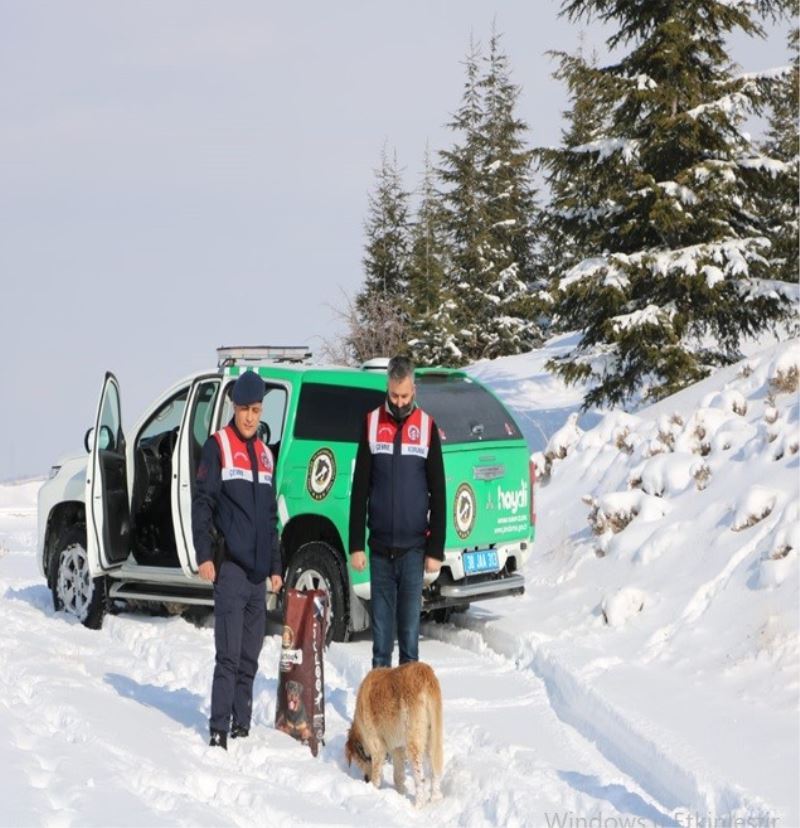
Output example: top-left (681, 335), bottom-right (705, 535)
top-left (406, 147), bottom-right (459, 365)
top-left (548, 0), bottom-right (795, 408)
top-left (538, 43), bottom-right (618, 297)
top-left (754, 27), bottom-right (799, 285)
top-left (438, 39), bottom-right (485, 366)
top-left (353, 146), bottom-right (410, 359)
top-left (439, 34), bottom-right (543, 363)
top-left (475, 29), bottom-right (543, 357)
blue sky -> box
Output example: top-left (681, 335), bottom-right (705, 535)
top-left (0, 1), bottom-right (790, 479)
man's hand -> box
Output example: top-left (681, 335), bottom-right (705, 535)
top-left (425, 556), bottom-right (442, 574)
top-left (270, 574), bottom-right (283, 593)
top-left (351, 551), bottom-right (367, 572)
top-left (198, 561), bottom-right (216, 582)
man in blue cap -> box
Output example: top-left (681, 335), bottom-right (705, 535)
top-left (192, 370), bottom-right (282, 749)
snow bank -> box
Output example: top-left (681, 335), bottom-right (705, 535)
top-left (466, 336), bottom-right (800, 825)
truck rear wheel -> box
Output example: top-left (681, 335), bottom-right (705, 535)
top-left (49, 525), bottom-right (107, 630)
top-left (286, 541), bottom-right (348, 644)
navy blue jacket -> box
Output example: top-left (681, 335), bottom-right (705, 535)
top-left (192, 420), bottom-right (280, 583)
top-left (348, 406), bottom-right (446, 559)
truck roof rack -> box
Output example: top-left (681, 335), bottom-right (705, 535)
top-left (360, 357), bottom-right (390, 372)
top-left (217, 345), bottom-right (313, 367)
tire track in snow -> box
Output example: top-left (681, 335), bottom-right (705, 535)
top-left (424, 615), bottom-right (779, 823)
top-left (325, 629), bottom-right (677, 826)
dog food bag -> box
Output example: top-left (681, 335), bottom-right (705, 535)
top-left (275, 588), bottom-right (327, 756)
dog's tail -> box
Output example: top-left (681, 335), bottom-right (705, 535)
top-left (428, 672), bottom-right (444, 779)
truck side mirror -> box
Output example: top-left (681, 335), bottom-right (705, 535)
top-left (84, 425), bottom-right (114, 452)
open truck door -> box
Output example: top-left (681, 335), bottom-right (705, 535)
top-left (86, 372), bottom-right (131, 571)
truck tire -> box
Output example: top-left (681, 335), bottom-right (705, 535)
top-left (286, 541), bottom-right (348, 645)
top-left (49, 525), bottom-right (107, 630)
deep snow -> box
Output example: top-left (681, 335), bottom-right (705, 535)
top-left (1, 337), bottom-right (798, 827)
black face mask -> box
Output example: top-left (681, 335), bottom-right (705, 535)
top-left (387, 396), bottom-right (415, 421)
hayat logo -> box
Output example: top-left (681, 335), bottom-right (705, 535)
top-left (497, 480), bottom-right (528, 514)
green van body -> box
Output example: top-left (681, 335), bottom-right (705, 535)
top-left (223, 361), bottom-right (534, 640)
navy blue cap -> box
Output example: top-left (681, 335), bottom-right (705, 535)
top-left (231, 371), bottom-right (265, 405)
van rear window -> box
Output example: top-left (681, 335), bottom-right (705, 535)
top-left (416, 375), bottom-right (522, 443)
top-left (294, 383), bottom-right (385, 442)
top-left (293, 376), bottom-right (521, 445)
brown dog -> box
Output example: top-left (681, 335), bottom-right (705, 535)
top-left (345, 661), bottom-right (443, 807)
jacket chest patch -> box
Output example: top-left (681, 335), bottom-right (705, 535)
top-left (215, 426), bottom-right (274, 486)
top-left (367, 407), bottom-right (431, 459)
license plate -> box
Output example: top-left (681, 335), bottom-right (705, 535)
top-left (462, 549), bottom-right (499, 575)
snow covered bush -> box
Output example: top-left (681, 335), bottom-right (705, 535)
top-left (546, 412), bottom-right (583, 461)
top-left (755, 502), bottom-right (799, 589)
top-left (701, 389), bottom-right (748, 417)
top-left (771, 365), bottom-right (798, 394)
top-left (692, 461), bottom-right (712, 491)
top-left (769, 343), bottom-right (800, 395)
top-left (629, 453), bottom-right (699, 497)
top-left (601, 588), bottom-right (647, 627)
top-left (640, 414), bottom-right (683, 457)
top-left (615, 426), bottom-right (634, 455)
top-left (584, 491), bottom-right (670, 537)
top-left (768, 409), bottom-right (799, 461)
top-left (763, 395), bottom-right (779, 425)
top-left (530, 451), bottom-right (549, 481)
top-left (731, 485), bottom-right (781, 532)
top-left (540, 413), bottom-right (584, 479)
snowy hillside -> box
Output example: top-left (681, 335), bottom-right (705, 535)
top-left (0, 339), bottom-right (797, 827)
top-left (467, 336), bottom-right (800, 824)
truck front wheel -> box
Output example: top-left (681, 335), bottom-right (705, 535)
top-left (286, 541), bottom-right (348, 644)
top-left (49, 525), bottom-right (106, 630)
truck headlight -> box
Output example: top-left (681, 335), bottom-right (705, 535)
top-left (48, 465), bottom-right (61, 480)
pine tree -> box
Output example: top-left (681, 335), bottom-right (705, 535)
top-left (353, 146), bottom-right (411, 359)
top-left (538, 43), bottom-right (617, 297)
top-left (406, 147), bottom-right (458, 365)
top-left (475, 29), bottom-right (543, 357)
top-left (754, 27), bottom-right (799, 285)
top-left (439, 33), bottom-right (543, 363)
top-left (438, 39), bottom-right (486, 366)
top-left (548, 0), bottom-right (795, 408)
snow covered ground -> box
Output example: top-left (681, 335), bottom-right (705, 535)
top-left (1, 338), bottom-right (797, 827)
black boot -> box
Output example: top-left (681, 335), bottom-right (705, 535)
top-left (209, 729), bottom-right (228, 750)
top-left (230, 723), bottom-right (249, 739)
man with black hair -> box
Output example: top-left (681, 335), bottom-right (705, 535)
top-left (193, 370), bottom-right (282, 749)
top-left (348, 355), bottom-right (446, 668)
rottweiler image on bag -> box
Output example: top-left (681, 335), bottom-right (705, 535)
top-left (275, 588), bottom-right (327, 756)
